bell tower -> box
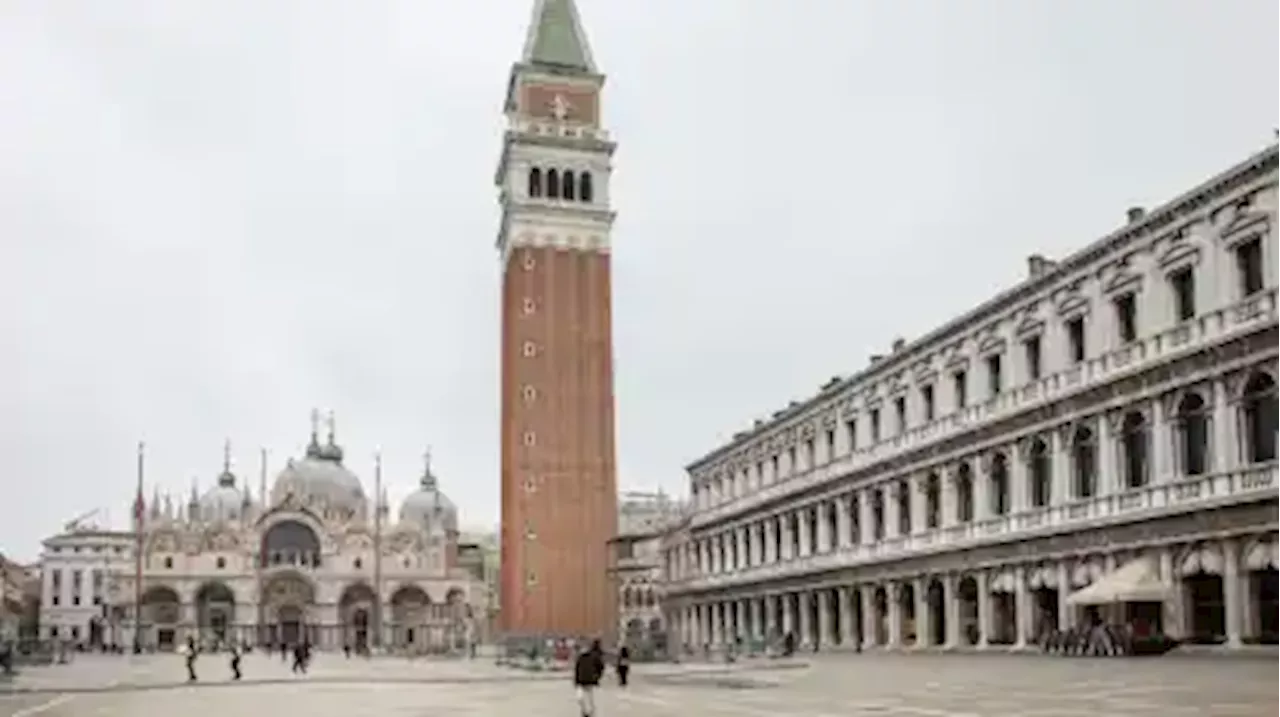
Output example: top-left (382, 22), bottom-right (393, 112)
top-left (496, 0), bottom-right (618, 642)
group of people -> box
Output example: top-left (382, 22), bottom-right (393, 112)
top-left (571, 641), bottom-right (632, 717)
top-left (181, 637), bottom-right (314, 682)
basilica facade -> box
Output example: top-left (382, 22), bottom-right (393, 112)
top-left (102, 418), bottom-right (485, 653)
top-left (661, 145), bottom-right (1279, 653)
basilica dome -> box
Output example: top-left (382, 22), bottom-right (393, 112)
top-left (398, 453), bottom-right (458, 533)
top-left (198, 444), bottom-right (248, 522)
top-left (270, 422), bottom-right (367, 514)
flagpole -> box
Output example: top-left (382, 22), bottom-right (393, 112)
top-left (132, 441), bottom-right (145, 654)
top-left (373, 449), bottom-right (383, 651)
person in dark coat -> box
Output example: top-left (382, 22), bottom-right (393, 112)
top-left (183, 636), bottom-right (198, 682)
top-left (228, 642), bottom-right (242, 681)
top-left (572, 640), bottom-right (606, 717)
top-left (615, 645), bottom-right (631, 687)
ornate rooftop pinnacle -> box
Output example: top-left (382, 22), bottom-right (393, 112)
top-left (217, 438), bottom-right (236, 487)
top-left (421, 447), bottom-right (437, 490)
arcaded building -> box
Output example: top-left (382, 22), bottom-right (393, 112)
top-left (662, 145), bottom-right (1278, 652)
top-left (497, 0), bottom-right (619, 642)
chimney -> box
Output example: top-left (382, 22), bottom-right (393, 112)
top-left (869, 354), bottom-right (884, 366)
top-left (891, 337), bottom-right (906, 353)
top-left (1127, 206), bottom-right (1145, 223)
top-left (1027, 254), bottom-right (1057, 280)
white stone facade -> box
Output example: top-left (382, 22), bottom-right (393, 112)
top-left (40, 421), bottom-right (487, 653)
top-left (661, 146), bottom-right (1280, 653)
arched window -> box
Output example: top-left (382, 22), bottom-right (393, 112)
top-left (562, 171), bottom-right (576, 200)
top-left (1121, 411), bottom-right (1148, 489)
top-left (1177, 392), bottom-right (1209, 476)
top-left (1028, 438), bottom-right (1051, 508)
top-left (527, 167), bottom-right (542, 198)
top-left (1072, 426), bottom-right (1096, 499)
top-left (1243, 372), bottom-right (1278, 463)
top-left (579, 171), bottom-right (594, 203)
top-left (989, 453), bottom-right (1010, 516)
top-left (789, 513), bottom-right (800, 556)
top-left (848, 495), bottom-right (860, 544)
top-left (955, 464), bottom-right (974, 523)
top-left (546, 168), bottom-right (560, 199)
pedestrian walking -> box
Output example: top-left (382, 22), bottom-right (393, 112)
top-left (615, 645), bottom-right (630, 687)
top-left (572, 639), bottom-right (605, 717)
top-left (183, 636), bottom-right (198, 682)
top-left (229, 643), bottom-right (242, 681)
top-left (291, 643), bottom-right (305, 674)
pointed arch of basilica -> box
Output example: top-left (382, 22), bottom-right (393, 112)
top-left (260, 570), bottom-right (317, 647)
top-left (194, 581), bottom-right (237, 645)
top-left (338, 582), bottom-right (377, 651)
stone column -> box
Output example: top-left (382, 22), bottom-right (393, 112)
top-left (838, 587), bottom-right (854, 646)
top-left (798, 510), bottom-right (813, 557)
top-left (750, 597), bottom-right (763, 641)
top-left (860, 585), bottom-right (877, 649)
top-left (781, 594), bottom-right (794, 636)
top-left (780, 518), bottom-right (794, 561)
top-left (944, 573), bottom-right (961, 648)
top-left (1223, 539), bottom-right (1243, 648)
top-left (1096, 413), bottom-right (1115, 495)
top-left (1158, 547), bottom-right (1184, 639)
top-left (974, 456), bottom-right (991, 521)
top-left (1014, 565), bottom-right (1030, 647)
top-left (1151, 395), bottom-right (1172, 483)
top-left (764, 520), bottom-right (778, 564)
top-left (1056, 562), bottom-right (1072, 631)
top-left (1010, 447), bottom-right (1028, 513)
top-left (817, 589), bottom-right (833, 647)
top-left (975, 570), bottom-right (991, 648)
top-left (1211, 378), bottom-right (1238, 472)
top-left (797, 591), bottom-right (813, 648)
top-left (859, 490), bottom-right (876, 544)
top-left (1051, 427), bottom-right (1070, 506)
top-left (914, 577), bottom-right (930, 648)
top-left (763, 594), bottom-right (777, 640)
top-left (884, 484), bottom-right (901, 539)
top-left (816, 502), bottom-right (832, 553)
top-left (887, 583), bottom-right (903, 647)
top-left (941, 467), bottom-right (957, 527)
top-left (835, 496), bottom-right (852, 548)
top-left (911, 475), bottom-right (928, 534)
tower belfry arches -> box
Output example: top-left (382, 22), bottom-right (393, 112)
top-left (496, 0), bottom-right (619, 644)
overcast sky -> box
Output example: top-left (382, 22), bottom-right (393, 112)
top-left (1, 0), bottom-right (1275, 560)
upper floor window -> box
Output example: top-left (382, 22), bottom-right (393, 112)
top-left (562, 171), bottom-right (577, 200)
top-left (579, 171), bottom-right (594, 203)
top-left (985, 354), bottom-right (1003, 397)
top-left (952, 370), bottom-right (968, 409)
top-left (770, 455), bottom-right (779, 480)
top-left (845, 419), bottom-right (858, 452)
top-left (1243, 371), bottom-right (1278, 463)
top-left (546, 168), bottom-right (561, 199)
top-left (804, 438), bottom-right (815, 468)
top-left (1169, 268), bottom-right (1196, 322)
top-left (824, 429), bottom-right (835, 461)
top-left (893, 396), bottom-right (907, 434)
top-left (869, 409), bottom-right (881, 442)
top-left (527, 167), bottom-right (542, 197)
top-left (1113, 293), bottom-right (1137, 344)
top-left (1066, 317), bottom-right (1086, 364)
top-left (1237, 237), bottom-right (1264, 297)
top-left (1023, 336), bottom-right (1042, 381)
top-left (920, 384), bottom-right (935, 421)
top-left (787, 446), bottom-right (797, 475)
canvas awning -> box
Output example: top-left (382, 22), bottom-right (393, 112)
top-left (1065, 557), bottom-right (1171, 606)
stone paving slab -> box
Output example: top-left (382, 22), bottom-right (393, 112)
top-left (0, 652), bottom-right (1273, 717)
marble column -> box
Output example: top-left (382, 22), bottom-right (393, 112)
top-left (1223, 539), bottom-right (1243, 648)
top-left (911, 475), bottom-right (928, 534)
top-left (976, 570), bottom-right (991, 648)
top-left (781, 518), bottom-right (795, 561)
top-left (974, 456), bottom-right (991, 521)
top-left (798, 591), bottom-right (813, 647)
top-left (884, 484), bottom-right (901, 539)
top-left (1014, 566), bottom-right (1030, 647)
top-left (817, 589), bottom-right (833, 647)
top-left (838, 587), bottom-right (854, 646)
top-left (798, 510), bottom-right (812, 558)
top-left (914, 577), bottom-right (930, 647)
top-left (1158, 547), bottom-right (1184, 639)
top-left (860, 585), bottom-right (877, 649)
top-left (1051, 427), bottom-right (1070, 505)
top-left (835, 496), bottom-right (852, 548)
top-left (1151, 395), bottom-right (1172, 483)
top-left (887, 583), bottom-right (903, 647)
top-left (1211, 378), bottom-right (1238, 472)
top-left (764, 520), bottom-right (778, 564)
top-left (944, 573), bottom-right (961, 648)
top-left (859, 490), bottom-right (876, 544)
top-left (1096, 413), bottom-right (1115, 495)
top-left (781, 594), bottom-right (795, 636)
top-left (1055, 562), bottom-right (1072, 631)
top-left (816, 502), bottom-right (832, 553)
top-left (941, 467), bottom-right (958, 527)
top-left (1010, 448), bottom-right (1028, 513)
top-left (734, 600), bottom-right (746, 641)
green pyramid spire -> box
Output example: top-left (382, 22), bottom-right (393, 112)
top-left (522, 0), bottom-right (596, 73)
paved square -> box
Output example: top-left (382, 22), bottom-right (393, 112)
top-left (0, 652), bottom-right (1274, 716)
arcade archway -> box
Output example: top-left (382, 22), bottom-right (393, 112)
top-left (261, 572), bottom-right (316, 647)
top-left (339, 583), bottom-right (378, 652)
top-left (195, 581), bottom-right (236, 646)
top-left (139, 585), bottom-right (181, 651)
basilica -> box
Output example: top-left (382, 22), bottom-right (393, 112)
top-left (66, 415), bottom-right (490, 653)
